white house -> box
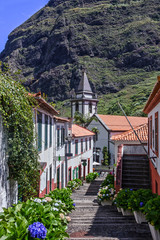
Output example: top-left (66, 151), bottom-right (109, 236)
top-left (88, 114), bottom-right (148, 165)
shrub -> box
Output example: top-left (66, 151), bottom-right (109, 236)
top-left (67, 179), bottom-right (82, 191)
top-left (143, 196), bottom-right (160, 230)
top-left (86, 172), bottom-right (99, 183)
top-left (0, 197), bottom-right (70, 239)
top-left (128, 189), bottom-right (157, 212)
top-left (97, 184), bottom-right (115, 202)
top-left (101, 173), bottom-right (114, 187)
top-left (114, 188), bottom-right (134, 210)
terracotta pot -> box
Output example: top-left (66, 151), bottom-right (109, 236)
top-left (117, 207), bottom-right (121, 212)
top-left (148, 223), bottom-right (160, 240)
top-left (101, 200), bottom-right (112, 206)
top-left (121, 208), bottom-right (133, 216)
top-left (133, 211), bottom-right (147, 224)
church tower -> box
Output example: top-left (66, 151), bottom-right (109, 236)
top-left (71, 70), bottom-right (98, 118)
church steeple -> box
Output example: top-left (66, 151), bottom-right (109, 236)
top-left (71, 69), bottom-right (98, 118)
top-left (77, 70), bottom-right (92, 94)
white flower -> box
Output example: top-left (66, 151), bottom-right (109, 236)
top-left (60, 213), bottom-right (65, 220)
top-left (52, 207), bottom-right (59, 211)
top-left (66, 216), bottom-right (71, 222)
top-left (34, 198), bottom-right (41, 203)
top-left (41, 199), bottom-right (47, 203)
top-left (57, 200), bottom-right (62, 203)
top-left (54, 203), bottom-right (59, 207)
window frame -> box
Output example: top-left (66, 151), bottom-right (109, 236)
top-left (45, 115), bottom-right (48, 150)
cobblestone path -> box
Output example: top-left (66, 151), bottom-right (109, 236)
top-left (67, 177), bottom-right (152, 240)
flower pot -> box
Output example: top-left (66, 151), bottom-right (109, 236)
top-left (148, 223), bottom-right (160, 240)
top-left (101, 200), bottom-right (112, 206)
top-left (133, 211), bottom-right (147, 224)
top-left (121, 208), bottom-right (133, 216)
top-left (117, 207), bottom-right (121, 212)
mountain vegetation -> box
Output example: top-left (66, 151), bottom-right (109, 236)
top-left (0, 0), bottom-right (160, 115)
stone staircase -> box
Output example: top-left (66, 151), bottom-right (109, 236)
top-left (67, 177), bottom-right (152, 240)
top-left (122, 154), bottom-right (150, 189)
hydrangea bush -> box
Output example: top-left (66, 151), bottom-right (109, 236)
top-left (114, 188), bottom-right (134, 210)
top-left (86, 172), bottom-right (99, 183)
top-left (128, 189), bottom-right (157, 212)
top-left (98, 184), bottom-right (115, 202)
top-left (0, 188), bottom-right (74, 239)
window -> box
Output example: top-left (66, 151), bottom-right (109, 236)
top-left (85, 138), bottom-right (88, 151)
top-left (37, 112), bottom-right (42, 152)
top-left (49, 117), bottom-right (52, 147)
top-left (75, 140), bottom-right (78, 155)
top-left (155, 112), bottom-right (158, 156)
top-left (89, 137), bottom-right (91, 149)
top-left (89, 102), bottom-right (92, 113)
top-left (75, 102), bottom-right (79, 112)
top-left (57, 128), bottom-right (60, 148)
top-left (45, 115), bottom-right (48, 150)
top-left (81, 139), bottom-right (83, 153)
top-left (68, 142), bottom-right (71, 153)
top-left (61, 127), bottom-right (65, 145)
top-left (149, 116), bottom-right (152, 149)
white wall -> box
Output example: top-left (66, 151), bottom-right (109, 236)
top-left (148, 103), bottom-right (160, 175)
top-left (0, 115), bottom-right (18, 212)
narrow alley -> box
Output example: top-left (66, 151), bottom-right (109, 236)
top-left (67, 176), bottom-right (152, 240)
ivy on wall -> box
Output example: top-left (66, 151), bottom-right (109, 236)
top-left (0, 64), bottom-right (39, 199)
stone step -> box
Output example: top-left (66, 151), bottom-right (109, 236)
top-left (68, 238), bottom-right (119, 240)
top-left (123, 154), bottom-right (148, 160)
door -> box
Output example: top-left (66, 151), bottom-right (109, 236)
top-left (61, 163), bottom-right (64, 189)
top-left (79, 165), bottom-right (81, 179)
top-left (88, 159), bottom-right (90, 174)
top-left (57, 167), bottom-right (60, 189)
top-left (83, 165), bottom-right (86, 180)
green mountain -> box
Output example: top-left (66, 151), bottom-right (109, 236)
top-left (1, 0), bottom-right (160, 115)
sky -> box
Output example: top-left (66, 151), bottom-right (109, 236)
top-left (0, 0), bottom-right (49, 53)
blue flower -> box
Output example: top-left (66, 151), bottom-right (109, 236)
top-left (28, 222), bottom-right (47, 239)
top-left (73, 203), bottom-right (76, 207)
top-left (130, 189), bottom-right (133, 191)
top-left (140, 202), bottom-right (144, 207)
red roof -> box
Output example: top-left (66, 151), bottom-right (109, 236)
top-left (143, 76), bottom-right (160, 114)
top-left (72, 124), bottom-right (95, 137)
top-left (97, 114), bottom-right (148, 132)
top-left (29, 92), bottom-right (58, 115)
top-left (54, 116), bottom-right (70, 122)
top-left (111, 123), bottom-right (148, 142)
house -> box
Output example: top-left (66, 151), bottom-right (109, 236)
top-left (88, 114), bottom-right (148, 165)
top-left (35, 94), bottom-right (94, 197)
top-left (111, 123), bottom-right (149, 191)
top-left (143, 76), bottom-right (160, 195)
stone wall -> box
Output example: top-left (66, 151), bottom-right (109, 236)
top-left (0, 115), bottom-right (18, 212)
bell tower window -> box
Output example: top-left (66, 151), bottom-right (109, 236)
top-left (75, 102), bottom-right (79, 112)
top-left (89, 102), bottom-right (92, 113)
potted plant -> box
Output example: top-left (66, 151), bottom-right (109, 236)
top-left (97, 184), bottom-right (115, 206)
top-left (86, 172), bottom-right (99, 183)
top-left (143, 196), bottom-right (160, 240)
top-left (101, 173), bottom-right (114, 187)
top-left (128, 189), bottom-right (156, 224)
top-left (114, 188), bottom-right (134, 215)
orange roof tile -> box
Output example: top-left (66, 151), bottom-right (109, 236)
top-left (54, 116), bottom-right (70, 122)
top-left (111, 123), bottom-right (148, 142)
top-left (72, 124), bottom-right (95, 137)
top-left (97, 114), bottom-right (148, 132)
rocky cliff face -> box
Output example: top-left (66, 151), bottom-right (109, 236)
top-left (1, 0), bottom-right (160, 101)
